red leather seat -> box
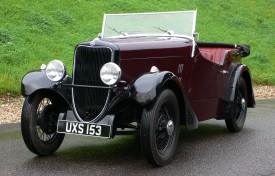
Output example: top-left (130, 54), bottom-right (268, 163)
top-left (199, 47), bottom-right (232, 65)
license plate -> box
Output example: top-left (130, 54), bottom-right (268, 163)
top-left (57, 120), bottom-right (111, 138)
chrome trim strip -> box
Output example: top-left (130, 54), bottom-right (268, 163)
top-left (107, 34), bottom-right (193, 41)
top-left (62, 84), bottom-right (112, 89)
top-left (104, 10), bottom-right (197, 16)
top-left (191, 10), bottom-right (197, 58)
top-left (101, 13), bottom-right (107, 38)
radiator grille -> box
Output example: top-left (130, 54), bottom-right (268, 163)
top-left (72, 46), bottom-right (112, 122)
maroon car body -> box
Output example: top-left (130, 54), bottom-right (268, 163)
top-left (21, 11), bottom-right (255, 166)
top-left (109, 36), bottom-right (254, 121)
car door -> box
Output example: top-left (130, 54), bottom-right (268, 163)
top-left (188, 55), bottom-right (224, 121)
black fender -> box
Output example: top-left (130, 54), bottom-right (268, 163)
top-left (130, 71), bottom-right (198, 129)
top-left (21, 70), bottom-right (72, 106)
top-left (223, 64), bottom-right (255, 119)
top-left (129, 71), bottom-right (174, 105)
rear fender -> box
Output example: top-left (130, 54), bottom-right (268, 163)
top-left (226, 65), bottom-right (255, 107)
top-left (223, 64), bottom-right (255, 119)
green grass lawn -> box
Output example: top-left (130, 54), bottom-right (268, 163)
top-left (0, 0), bottom-right (274, 94)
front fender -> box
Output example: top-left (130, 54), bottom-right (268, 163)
top-left (129, 71), bottom-right (174, 105)
top-left (21, 70), bottom-right (53, 96)
top-left (129, 71), bottom-right (198, 129)
top-left (21, 70), bottom-right (72, 103)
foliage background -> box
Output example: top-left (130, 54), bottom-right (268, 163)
top-left (0, 0), bottom-right (274, 94)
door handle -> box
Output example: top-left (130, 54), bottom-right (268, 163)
top-left (219, 70), bottom-right (228, 74)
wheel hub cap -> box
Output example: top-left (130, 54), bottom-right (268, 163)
top-left (241, 98), bottom-right (246, 109)
top-left (166, 120), bottom-right (174, 136)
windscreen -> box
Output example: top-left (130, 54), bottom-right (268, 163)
top-left (102, 11), bottom-right (197, 39)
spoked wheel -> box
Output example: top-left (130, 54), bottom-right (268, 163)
top-left (140, 89), bottom-right (180, 166)
top-left (225, 77), bottom-right (248, 132)
top-left (21, 93), bottom-right (65, 156)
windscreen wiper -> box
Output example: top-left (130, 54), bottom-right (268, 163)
top-left (108, 26), bottom-right (127, 36)
top-left (153, 26), bottom-right (174, 35)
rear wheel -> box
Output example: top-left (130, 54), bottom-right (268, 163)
top-left (140, 89), bottom-right (180, 166)
top-left (225, 77), bottom-right (248, 132)
top-left (21, 93), bottom-right (65, 156)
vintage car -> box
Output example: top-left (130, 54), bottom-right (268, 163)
top-left (21, 11), bottom-right (255, 166)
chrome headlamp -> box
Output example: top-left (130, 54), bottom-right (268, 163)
top-left (46, 60), bottom-right (66, 82)
top-left (100, 62), bottom-right (121, 86)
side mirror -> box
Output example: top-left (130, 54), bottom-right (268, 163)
top-left (193, 32), bottom-right (199, 41)
top-left (97, 33), bottom-right (102, 39)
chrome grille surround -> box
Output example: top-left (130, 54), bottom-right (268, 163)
top-left (72, 45), bottom-right (113, 122)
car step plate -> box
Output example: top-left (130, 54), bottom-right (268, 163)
top-left (57, 120), bottom-right (111, 138)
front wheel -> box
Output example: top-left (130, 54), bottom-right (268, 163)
top-left (21, 93), bottom-right (65, 156)
top-left (140, 89), bottom-right (180, 166)
top-left (225, 77), bottom-right (248, 132)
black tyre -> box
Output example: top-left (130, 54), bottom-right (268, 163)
top-left (21, 93), bottom-right (65, 156)
top-left (140, 89), bottom-right (180, 166)
top-left (225, 77), bottom-right (248, 132)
